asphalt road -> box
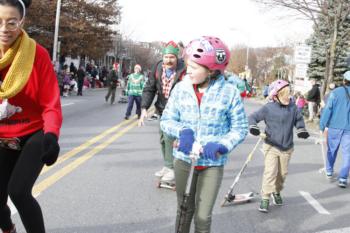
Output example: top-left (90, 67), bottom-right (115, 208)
top-left (10, 88), bottom-right (350, 233)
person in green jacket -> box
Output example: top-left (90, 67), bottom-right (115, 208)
top-left (124, 64), bottom-right (145, 120)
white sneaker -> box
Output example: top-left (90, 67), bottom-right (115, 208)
top-left (161, 168), bottom-right (174, 182)
top-left (147, 114), bottom-right (159, 121)
top-left (154, 167), bottom-right (168, 177)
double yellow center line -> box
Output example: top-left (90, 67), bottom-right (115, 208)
top-left (33, 115), bottom-right (142, 196)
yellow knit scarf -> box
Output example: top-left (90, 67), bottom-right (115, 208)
top-left (0, 30), bottom-right (36, 99)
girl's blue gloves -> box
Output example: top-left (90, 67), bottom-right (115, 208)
top-left (203, 142), bottom-right (228, 160)
top-left (178, 128), bottom-right (195, 155)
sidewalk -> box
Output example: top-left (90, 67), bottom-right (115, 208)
top-left (305, 119), bottom-right (321, 133)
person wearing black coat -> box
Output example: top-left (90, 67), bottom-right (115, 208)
top-left (76, 65), bottom-right (85, 96)
top-left (306, 79), bottom-right (320, 122)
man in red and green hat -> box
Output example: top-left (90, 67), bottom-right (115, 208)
top-left (138, 41), bottom-right (186, 185)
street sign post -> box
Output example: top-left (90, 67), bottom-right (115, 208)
top-left (293, 44), bottom-right (312, 94)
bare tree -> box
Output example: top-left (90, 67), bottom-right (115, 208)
top-left (253, 46), bottom-right (293, 87)
top-left (228, 45), bottom-right (257, 80)
top-left (255, 0), bottom-right (350, 95)
top-left (227, 45), bottom-right (247, 75)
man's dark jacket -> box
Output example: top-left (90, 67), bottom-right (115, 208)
top-left (107, 70), bottom-right (119, 88)
top-left (141, 59), bottom-right (186, 115)
top-left (307, 84), bottom-right (321, 103)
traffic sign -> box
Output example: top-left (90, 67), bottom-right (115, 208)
top-left (295, 64), bottom-right (309, 78)
top-left (294, 45), bottom-right (311, 64)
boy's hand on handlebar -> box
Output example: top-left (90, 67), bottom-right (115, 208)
top-left (249, 125), bottom-right (260, 136)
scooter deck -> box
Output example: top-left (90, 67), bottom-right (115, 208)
top-left (222, 192), bottom-right (256, 206)
top-left (156, 180), bottom-right (176, 191)
top-left (232, 192), bottom-right (256, 204)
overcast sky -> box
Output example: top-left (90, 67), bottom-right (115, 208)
top-left (118, 0), bottom-right (314, 48)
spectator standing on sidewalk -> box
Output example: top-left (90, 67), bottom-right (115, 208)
top-left (306, 78), bottom-right (320, 122)
top-left (138, 41), bottom-right (186, 184)
top-left (296, 93), bottom-right (306, 114)
top-left (124, 64), bottom-right (145, 120)
top-left (263, 84), bottom-right (269, 98)
top-left (62, 70), bottom-right (71, 97)
top-left (76, 65), bottom-right (85, 96)
top-left (69, 62), bottom-right (77, 77)
top-left (320, 71), bottom-right (350, 188)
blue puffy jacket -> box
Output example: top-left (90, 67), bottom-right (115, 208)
top-left (320, 86), bottom-right (350, 131)
top-left (160, 75), bottom-right (248, 166)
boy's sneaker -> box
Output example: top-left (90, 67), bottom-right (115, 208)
top-left (258, 199), bottom-right (269, 213)
top-left (271, 193), bottom-right (283, 206)
top-left (338, 180), bottom-right (347, 188)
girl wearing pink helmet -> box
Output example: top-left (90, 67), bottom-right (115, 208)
top-left (160, 36), bottom-right (248, 232)
top-left (249, 79), bottom-right (310, 213)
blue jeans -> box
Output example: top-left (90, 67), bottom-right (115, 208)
top-left (125, 96), bottom-right (141, 117)
top-left (326, 128), bottom-right (350, 180)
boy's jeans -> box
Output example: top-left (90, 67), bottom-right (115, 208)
top-left (326, 128), bottom-right (350, 180)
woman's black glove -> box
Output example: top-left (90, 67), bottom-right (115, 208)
top-left (249, 125), bottom-right (261, 136)
top-left (42, 133), bottom-right (60, 166)
top-left (297, 128), bottom-right (310, 139)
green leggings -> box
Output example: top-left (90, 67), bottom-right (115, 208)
top-left (159, 125), bottom-right (175, 169)
top-left (174, 159), bottom-right (223, 233)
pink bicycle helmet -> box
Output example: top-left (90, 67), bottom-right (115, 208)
top-left (269, 79), bottom-right (289, 98)
top-left (185, 36), bottom-right (230, 73)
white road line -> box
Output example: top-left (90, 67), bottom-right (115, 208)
top-left (9, 193), bottom-right (41, 216)
top-left (315, 227), bottom-right (350, 233)
top-left (299, 191), bottom-right (330, 215)
top-left (61, 103), bottom-right (74, 107)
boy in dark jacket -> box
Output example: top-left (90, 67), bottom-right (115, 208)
top-left (249, 80), bottom-right (309, 213)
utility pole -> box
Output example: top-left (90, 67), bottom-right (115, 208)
top-left (52, 0), bottom-right (62, 71)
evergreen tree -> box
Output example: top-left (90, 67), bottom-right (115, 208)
top-left (307, 2), bottom-right (350, 85)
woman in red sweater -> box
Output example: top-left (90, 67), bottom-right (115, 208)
top-left (0, 1), bottom-right (62, 233)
